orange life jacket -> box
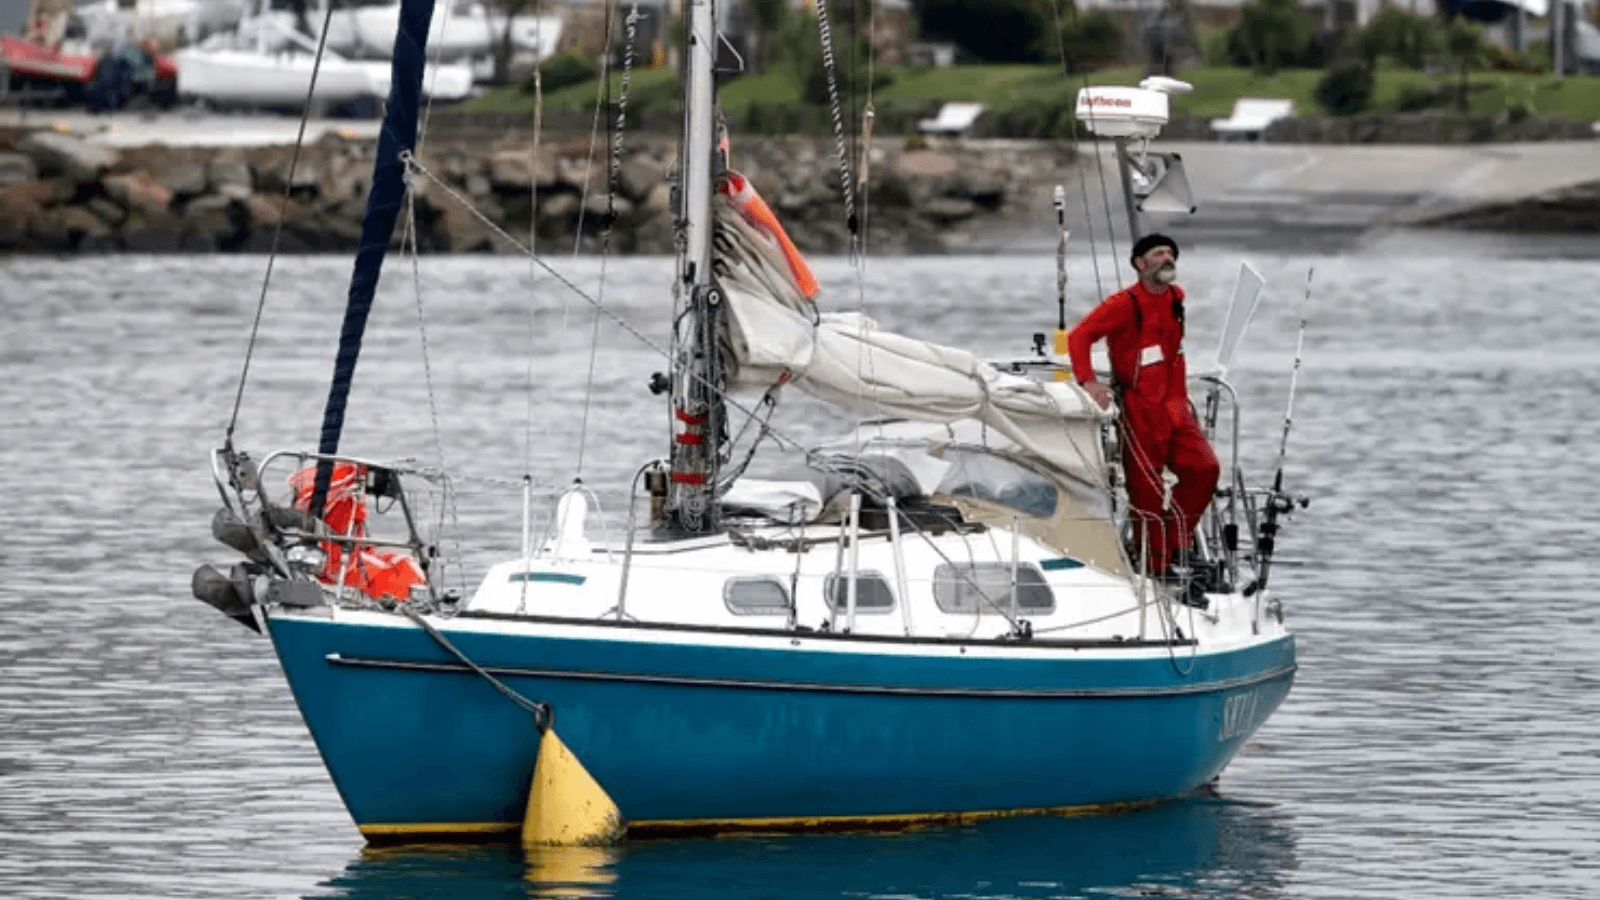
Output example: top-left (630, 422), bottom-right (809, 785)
top-left (289, 462), bottom-right (424, 602)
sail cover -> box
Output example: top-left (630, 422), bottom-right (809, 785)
top-left (712, 191), bottom-right (1112, 488)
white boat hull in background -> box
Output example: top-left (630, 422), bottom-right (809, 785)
top-left (174, 48), bottom-right (475, 108)
top-left (323, 7), bottom-right (563, 61)
top-left (362, 58), bottom-right (476, 102)
top-left (175, 48), bottom-right (379, 107)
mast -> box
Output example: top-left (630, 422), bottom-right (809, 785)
top-left (665, 0), bottom-right (725, 533)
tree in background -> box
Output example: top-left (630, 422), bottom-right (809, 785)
top-left (1354, 5), bottom-right (1442, 70)
top-left (1221, 0), bottom-right (1319, 73)
top-left (1059, 8), bottom-right (1124, 72)
top-left (488, 0), bottom-right (541, 85)
top-left (1442, 16), bottom-right (1487, 110)
top-left (780, 2), bottom-right (894, 106)
top-left (912, 0), bottom-right (1119, 67)
top-left (916, 0), bottom-right (1053, 62)
top-left (745, 0), bottom-right (793, 74)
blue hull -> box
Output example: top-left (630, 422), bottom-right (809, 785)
top-left (266, 613), bottom-right (1295, 838)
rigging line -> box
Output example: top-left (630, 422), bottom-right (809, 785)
top-left (401, 606), bottom-right (551, 725)
top-left (813, 0), bottom-right (881, 452)
top-left (404, 160), bottom-right (1095, 569)
top-left (415, 0), bottom-right (458, 148)
top-left (849, 0), bottom-right (860, 256)
top-left (401, 156), bottom-right (774, 434)
top-left (577, 0), bottom-right (641, 479)
top-left (812, 0), bottom-right (856, 246)
top-left (857, 0), bottom-right (876, 262)
top-left (523, 0), bottom-right (544, 485)
top-left (1048, 0), bottom-right (1117, 299)
top-left (225, 0), bottom-right (341, 445)
top-left (404, 184), bottom-right (467, 599)
top-left (572, 0), bottom-right (615, 257)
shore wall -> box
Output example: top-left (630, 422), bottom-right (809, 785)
top-left (0, 127), bottom-right (1075, 254)
top-left (4, 117), bottom-right (1599, 255)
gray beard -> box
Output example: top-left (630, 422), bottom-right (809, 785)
top-left (1153, 265), bottom-right (1177, 285)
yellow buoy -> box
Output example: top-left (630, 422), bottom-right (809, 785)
top-left (522, 727), bottom-right (625, 847)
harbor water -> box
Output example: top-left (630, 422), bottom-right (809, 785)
top-left (1, 233), bottom-right (1597, 898)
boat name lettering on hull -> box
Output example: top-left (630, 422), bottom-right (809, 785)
top-left (1218, 688), bottom-right (1261, 741)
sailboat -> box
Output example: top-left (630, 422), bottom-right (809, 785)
top-left (173, 0), bottom-right (476, 109)
top-left (192, 0), bottom-right (1302, 845)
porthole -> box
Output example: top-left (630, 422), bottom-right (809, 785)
top-left (824, 571), bottom-right (896, 613)
top-left (932, 563), bottom-right (1054, 615)
top-left (723, 576), bottom-right (792, 615)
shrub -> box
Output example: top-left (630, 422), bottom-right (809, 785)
top-left (1395, 84), bottom-right (1446, 112)
top-left (527, 52), bottom-right (600, 93)
top-left (1316, 59), bottom-right (1375, 115)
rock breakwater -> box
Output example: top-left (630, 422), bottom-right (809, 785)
top-left (0, 126), bottom-right (1075, 255)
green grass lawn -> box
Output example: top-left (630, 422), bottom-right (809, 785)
top-left (455, 63), bottom-right (1600, 125)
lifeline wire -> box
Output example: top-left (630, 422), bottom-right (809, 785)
top-left (226, 0), bottom-right (341, 445)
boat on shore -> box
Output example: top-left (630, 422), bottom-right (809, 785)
top-left (173, 2), bottom-right (473, 110)
top-left (192, 0), bottom-right (1303, 845)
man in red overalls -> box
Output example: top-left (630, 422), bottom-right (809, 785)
top-left (1068, 234), bottom-right (1219, 595)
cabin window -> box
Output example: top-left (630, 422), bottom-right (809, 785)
top-left (824, 571), bottom-right (896, 613)
top-left (932, 563), bottom-right (1055, 615)
top-left (723, 577), bottom-right (792, 615)
top-left (933, 448), bottom-right (1058, 519)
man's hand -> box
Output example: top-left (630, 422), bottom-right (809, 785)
top-left (1081, 381), bottom-right (1115, 411)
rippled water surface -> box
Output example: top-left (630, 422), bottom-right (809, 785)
top-left (2, 239), bottom-right (1597, 899)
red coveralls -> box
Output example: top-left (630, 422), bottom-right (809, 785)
top-left (1068, 282), bottom-right (1219, 574)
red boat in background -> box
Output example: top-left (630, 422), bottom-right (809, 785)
top-left (1, 0), bottom-right (178, 111)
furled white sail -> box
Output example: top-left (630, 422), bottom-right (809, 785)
top-left (713, 195), bottom-right (1112, 489)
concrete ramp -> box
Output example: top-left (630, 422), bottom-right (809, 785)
top-left (1069, 139), bottom-right (1600, 245)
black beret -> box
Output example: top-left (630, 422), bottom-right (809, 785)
top-left (1130, 233), bottom-right (1179, 267)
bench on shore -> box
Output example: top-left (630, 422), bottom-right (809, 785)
top-left (1210, 98), bottom-right (1295, 140)
top-left (918, 102), bottom-right (985, 136)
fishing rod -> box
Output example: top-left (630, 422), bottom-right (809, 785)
top-left (1245, 268), bottom-right (1312, 597)
top-left (1054, 184), bottom-right (1068, 334)
top-left (1031, 185), bottom-right (1073, 368)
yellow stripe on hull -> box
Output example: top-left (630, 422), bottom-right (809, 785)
top-left (360, 821), bottom-right (521, 841)
top-left (629, 797), bottom-right (1168, 837)
top-left (358, 796), bottom-right (1170, 844)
